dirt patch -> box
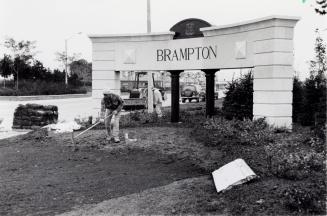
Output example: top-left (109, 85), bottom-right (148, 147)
top-left (0, 130), bottom-right (204, 216)
top-left (59, 176), bottom-right (303, 216)
top-left (59, 176), bottom-right (224, 216)
top-left (80, 126), bottom-right (224, 172)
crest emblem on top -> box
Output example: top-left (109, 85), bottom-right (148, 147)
top-left (185, 22), bottom-right (195, 36)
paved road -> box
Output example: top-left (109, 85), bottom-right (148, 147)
top-left (0, 94), bottom-right (173, 132)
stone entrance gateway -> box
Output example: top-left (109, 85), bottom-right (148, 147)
top-left (89, 15), bottom-right (300, 129)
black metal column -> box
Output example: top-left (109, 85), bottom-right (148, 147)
top-left (203, 69), bottom-right (219, 117)
top-left (169, 70), bottom-right (183, 122)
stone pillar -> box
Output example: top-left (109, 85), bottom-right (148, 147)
top-left (169, 70), bottom-right (183, 122)
top-left (203, 69), bottom-right (219, 117)
top-left (253, 22), bottom-right (297, 129)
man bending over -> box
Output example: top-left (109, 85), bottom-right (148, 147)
top-left (100, 89), bottom-right (124, 143)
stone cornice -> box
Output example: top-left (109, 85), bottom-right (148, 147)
top-left (200, 15), bottom-right (301, 37)
top-left (89, 32), bottom-right (175, 43)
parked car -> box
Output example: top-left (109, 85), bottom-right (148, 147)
top-left (181, 84), bottom-right (206, 103)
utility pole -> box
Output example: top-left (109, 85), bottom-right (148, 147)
top-left (147, 0), bottom-right (154, 113)
top-left (147, 0), bottom-right (151, 33)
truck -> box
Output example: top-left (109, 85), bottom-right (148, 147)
top-left (123, 72), bottom-right (166, 110)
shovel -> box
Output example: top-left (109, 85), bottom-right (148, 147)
top-left (71, 113), bottom-right (113, 151)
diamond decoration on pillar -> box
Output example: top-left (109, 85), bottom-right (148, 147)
top-left (123, 49), bottom-right (136, 64)
top-left (235, 41), bottom-right (247, 59)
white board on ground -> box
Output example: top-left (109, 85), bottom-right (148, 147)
top-left (212, 158), bottom-right (257, 193)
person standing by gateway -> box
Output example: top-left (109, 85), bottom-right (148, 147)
top-left (100, 89), bottom-right (124, 143)
top-left (152, 87), bottom-right (164, 118)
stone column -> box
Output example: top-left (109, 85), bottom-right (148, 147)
top-left (202, 69), bottom-right (219, 117)
top-left (168, 70), bottom-right (183, 122)
top-left (253, 19), bottom-right (298, 129)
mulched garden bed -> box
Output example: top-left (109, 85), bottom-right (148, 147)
top-left (0, 129), bottom-right (204, 216)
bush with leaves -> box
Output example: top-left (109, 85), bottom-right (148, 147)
top-left (119, 110), bottom-right (169, 128)
top-left (292, 76), bottom-right (304, 123)
top-left (68, 73), bottom-right (83, 87)
top-left (265, 140), bottom-right (326, 180)
top-left (0, 80), bottom-right (87, 96)
top-left (281, 181), bottom-right (326, 214)
top-left (301, 76), bottom-right (326, 126)
top-left (202, 117), bottom-right (274, 146)
top-left (222, 72), bottom-right (253, 120)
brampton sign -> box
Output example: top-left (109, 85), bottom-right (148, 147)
top-left (156, 45), bottom-right (217, 62)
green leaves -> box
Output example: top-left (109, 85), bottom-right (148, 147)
top-left (222, 72), bottom-right (253, 120)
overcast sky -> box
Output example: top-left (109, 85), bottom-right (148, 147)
top-left (0, 0), bottom-right (326, 79)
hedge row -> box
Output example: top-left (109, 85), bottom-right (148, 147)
top-left (0, 80), bottom-right (87, 96)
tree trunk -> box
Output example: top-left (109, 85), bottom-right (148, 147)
top-left (16, 70), bottom-right (19, 90)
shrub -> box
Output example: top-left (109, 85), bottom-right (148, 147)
top-left (119, 107), bottom-right (207, 129)
top-left (222, 72), bottom-right (253, 120)
top-left (236, 118), bottom-right (274, 145)
top-left (202, 117), bottom-right (274, 146)
top-left (300, 76), bottom-right (326, 126)
top-left (179, 109), bottom-right (206, 125)
top-left (0, 80), bottom-right (87, 96)
top-left (304, 134), bottom-right (326, 152)
top-left (292, 76), bottom-right (304, 123)
top-left (119, 110), bottom-right (168, 128)
top-left (265, 142), bottom-right (326, 180)
top-left (68, 73), bottom-right (83, 87)
top-left (0, 87), bottom-right (18, 96)
top-left (282, 181), bottom-right (326, 213)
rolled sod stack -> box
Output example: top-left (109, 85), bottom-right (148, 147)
top-left (12, 104), bottom-right (58, 129)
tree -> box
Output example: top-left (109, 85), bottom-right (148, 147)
top-left (222, 72), bottom-right (253, 120)
top-left (310, 29), bottom-right (327, 78)
top-left (303, 0), bottom-right (327, 15)
top-left (181, 71), bottom-right (205, 85)
top-left (0, 55), bottom-right (14, 78)
top-left (0, 55), bottom-right (14, 87)
top-left (292, 76), bottom-right (304, 123)
top-left (55, 51), bottom-right (81, 71)
top-left (30, 60), bottom-right (48, 80)
top-left (69, 59), bottom-right (92, 84)
top-left (55, 51), bottom-right (81, 85)
top-left (68, 73), bottom-right (83, 87)
top-left (51, 69), bottom-right (65, 83)
top-left (3, 38), bottom-right (37, 89)
top-left (301, 30), bottom-right (326, 126)
top-left (315, 0), bottom-right (327, 15)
